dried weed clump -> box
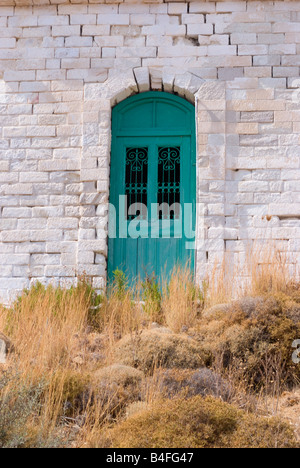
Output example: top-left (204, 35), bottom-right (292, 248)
top-left (0, 244), bottom-right (299, 448)
top-left (0, 280), bottom-right (101, 446)
top-left (194, 292), bottom-right (300, 391)
top-left (88, 364), bottom-right (144, 420)
top-left (103, 395), bottom-right (297, 449)
top-left (148, 367), bottom-right (233, 401)
top-left (113, 329), bottom-right (209, 373)
top-left (161, 266), bottom-right (199, 333)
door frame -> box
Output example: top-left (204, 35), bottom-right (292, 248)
top-left (108, 91), bottom-right (196, 285)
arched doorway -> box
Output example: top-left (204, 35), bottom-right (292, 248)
top-left (108, 91), bottom-right (196, 285)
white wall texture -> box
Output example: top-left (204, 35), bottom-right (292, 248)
top-left (0, 0), bottom-right (300, 303)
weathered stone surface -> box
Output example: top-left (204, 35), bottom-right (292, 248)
top-left (0, 1), bottom-right (300, 302)
top-left (0, 340), bottom-right (6, 365)
top-left (0, 332), bottom-right (13, 364)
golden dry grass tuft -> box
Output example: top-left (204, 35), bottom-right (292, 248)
top-left (0, 281), bottom-right (99, 446)
top-left (0, 244), bottom-right (299, 448)
top-left (161, 266), bottom-right (199, 333)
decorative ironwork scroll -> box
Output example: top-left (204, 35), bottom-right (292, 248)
top-left (125, 147), bottom-right (148, 220)
top-left (158, 146), bottom-right (181, 220)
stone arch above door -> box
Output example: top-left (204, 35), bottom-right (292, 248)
top-left (83, 67), bottom-right (205, 105)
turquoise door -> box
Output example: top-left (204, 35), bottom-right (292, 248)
top-left (108, 92), bottom-right (196, 285)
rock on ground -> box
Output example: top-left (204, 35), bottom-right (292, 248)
top-left (0, 332), bottom-right (13, 364)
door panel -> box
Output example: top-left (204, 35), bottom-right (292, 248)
top-left (108, 92), bottom-right (196, 286)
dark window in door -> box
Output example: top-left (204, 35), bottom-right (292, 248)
top-left (125, 147), bottom-right (148, 220)
top-left (157, 146), bottom-right (181, 220)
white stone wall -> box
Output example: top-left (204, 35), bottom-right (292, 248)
top-left (0, 0), bottom-right (300, 302)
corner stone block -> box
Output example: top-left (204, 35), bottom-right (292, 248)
top-left (195, 80), bottom-right (226, 101)
top-left (133, 67), bottom-right (150, 93)
top-left (174, 72), bottom-right (204, 102)
top-left (106, 70), bottom-right (139, 105)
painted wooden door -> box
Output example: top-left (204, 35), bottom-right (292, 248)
top-left (108, 92), bottom-right (196, 285)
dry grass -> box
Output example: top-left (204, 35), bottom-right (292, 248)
top-left (248, 245), bottom-right (292, 297)
top-left (0, 244), bottom-right (299, 447)
top-left (201, 242), bottom-right (299, 308)
top-left (162, 265), bottom-right (198, 333)
top-left (0, 281), bottom-right (98, 445)
top-left (99, 291), bottom-right (143, 361)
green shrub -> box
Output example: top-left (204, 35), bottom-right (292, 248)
top-left (111, 269), bottom-right (129, 299)
top-left (141, 274), bottom-right (162, 324)
top-left (0, 371), bottom-right (64, 448)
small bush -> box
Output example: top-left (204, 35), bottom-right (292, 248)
top-left (113, 329), bottom-right (209, 373)
top-left (0, 267), bottom-right (299, 448)
top-left (0, 371), bottom-right (64, 448)
top-left (54, 369), bottom-right (91, 417)
top-left (88, 365), bottom-right (144, 420)
top-left (0, 372), bottom-right (41, 448)
top-left (105, 396), bottom-right (297, 448)
top-left (195, 293), bottom-right (300, 390)
top-left (111, 269), bottom-right (129, 299)
top-left (151, 368), bottom-right (233, 402)
top-left (6, 279), bottom-right (103, 333)
top-left (93, 364), bottom-right (144, 387)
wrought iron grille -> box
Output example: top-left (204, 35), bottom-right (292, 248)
top-left (158, 146), bottom-right (181, 220)
top-left (125, 147), bottom-right (148, 220)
